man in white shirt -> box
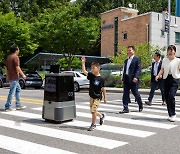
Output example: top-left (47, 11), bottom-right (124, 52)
top-left (145, 53), bottom-right (165, 106)
top-left (120, 46), bottom-right (143, 113)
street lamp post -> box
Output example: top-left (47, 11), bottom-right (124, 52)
top-left (167, 0), bottom-right (171, 46)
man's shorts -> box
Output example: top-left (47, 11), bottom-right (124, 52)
top-left (89, 97), bottom-right (101, 113)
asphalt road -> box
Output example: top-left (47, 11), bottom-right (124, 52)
top-left (0, 88), bottom-right (180, 154)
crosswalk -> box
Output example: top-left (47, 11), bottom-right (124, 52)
top-left (0, 97), bottom-right (179, 153)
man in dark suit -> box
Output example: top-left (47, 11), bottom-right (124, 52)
top-left (120, 46), bottom-right (143, 113)
top-left (145, 53), bottom-right (166, 106)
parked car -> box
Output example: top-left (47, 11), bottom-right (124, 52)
top-left (141, 66), bottom-right (152, 74)
top-left (100, 63), bottom-right (123, 76)
top-left (0, 72), bottom-right (43, 89)
top-left (63, 71), bottom-right (89, 92)
top-left (0, 73), bottom-right (6, 88)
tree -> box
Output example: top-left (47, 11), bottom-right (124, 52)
top-left (111, 43), bottom-right (166, 69)
top-left (31, 4), bottom-right (100, 70)
top-left (75, 0), bottom-right (176, 17)
top-left (123, 0), bottom-right (176, 15)
top-left (57, 57), bottom-right (81, 70)
top-left (76, 0), bottom-right (115, 18)
top-left (0, 12), bottom-right (37, 65)
top-left (0, 0), bottom-right (71, 21)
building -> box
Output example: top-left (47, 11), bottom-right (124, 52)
top-left (101, 7), bottom-right (180, 57)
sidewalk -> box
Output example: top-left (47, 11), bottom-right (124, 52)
top-left (81, 87), bottom-right (180, 96)
top-left (105, 87), bottom-right (180, 96)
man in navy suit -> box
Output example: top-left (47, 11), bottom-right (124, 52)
top-left (120, 46), bottom-right (143, 113)
top-left (145, 53), bottom-right (166, 106)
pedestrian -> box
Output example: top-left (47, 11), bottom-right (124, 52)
top-left (156, 45), bottom-right (180, 122)
top-left (81, 56), bottom-right (107, 131)
top-left (120, 46), bottom-right (143, 113)
top-left (145, 52), bottom-right (166, 106)
top-left (5, 44), bottom-right (26, 111)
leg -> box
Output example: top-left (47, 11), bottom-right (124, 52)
top-left (164, 79), bottom-right (171, 117)
top-left (90, 98), bottom-right (100, 124)
top-left (148, 81), bottom-right (157, 102)
top-left (88, 98), bottom-right (100, 131)
top-left (131, 82), bottom-right (143, 109)
top-left (122, 83), bottom-right (130, 110)
top-left (5, 80), bottom-right (18, 109)
top-left (92, 112), bottom-right (97, 124)
top-left (158, 81), bottom-right (165, 103)
top-left (15, 82), bottom-right (21, 107)
top-left (168, 79), bottom-right (179, 116)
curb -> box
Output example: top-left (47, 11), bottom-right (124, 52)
top-left (80, 88), bottom-right (180, 96)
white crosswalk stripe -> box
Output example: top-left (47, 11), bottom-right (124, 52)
top-left (0, 135), bottom-right (76, 154)
top-left (1, 112), bottom-right (126, 149)
top-left (0, 97), bottom-right (180, 153)
top-left (32, 106), bottom-right (177, 129)
top-left (1, 110), bottom-right (155, 137)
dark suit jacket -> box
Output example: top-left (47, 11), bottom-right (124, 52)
top-left (151, 61), bottom-right (162, 82)
top-left (122, 56), bottom-right (141, 83)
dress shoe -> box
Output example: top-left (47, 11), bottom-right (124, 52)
top-left (162, 102), bottom-right (166, 106)
top-left (119, 109), bottom-right (129, 114)
top-left (145, 101), bottom-right (152, 106)
top-left (139, 107), bottom-right (143, 112)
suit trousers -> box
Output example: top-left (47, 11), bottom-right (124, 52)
top-left (164, 75), bottom-right (179, 117)
top-left (148, 78), bottom-right (165, 102)
top-left (123, 75), bottom-right (143, 110)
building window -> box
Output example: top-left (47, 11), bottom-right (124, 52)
top-left (175, 32), bottom-right (180, 44)
top-left (123, 33), bottom-right (128, 40)
top-left (161, 30), bottom-right (165, 37)
top-left (114, 17), bottom-right (118, 55)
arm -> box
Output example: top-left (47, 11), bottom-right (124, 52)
top-left (16, 66), bottom-right (26, 79)
top-left (81, 56), bottom-right (88, 76)
top-left (133, 58), bottom-right (141, 82)
top-left (156, 68), bottom-right (164, 81)
top-left (5, 67), bottom-right (9, 82)
top-left (102, 87), bottom-right (107, 104)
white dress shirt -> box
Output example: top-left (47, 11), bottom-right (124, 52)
top-left (126, 55), bottom-right (134, 75)
top-left (162, 57), bottom-right (180, 79)
top-left (153, 60), bottom-right (160, 76)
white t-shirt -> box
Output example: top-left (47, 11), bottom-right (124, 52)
top-left (126, 55), bottom-right (134, 75)
top-left (161, 57), bottom-right (180, 79)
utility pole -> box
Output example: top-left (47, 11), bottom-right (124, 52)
top-left (167, 0), bottom-right (171, 46)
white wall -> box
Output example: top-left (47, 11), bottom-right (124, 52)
top-left (150, 12), bottom-right (180, 57)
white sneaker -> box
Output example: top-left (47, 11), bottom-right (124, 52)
top-left (5, 107), bottom-right (16, 112)
top-left (169, 115), bottom-right (176, 122)
top-left (16, 105), bottom-right (26, 110)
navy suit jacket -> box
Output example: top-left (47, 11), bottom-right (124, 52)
top-left (122, 56), bottom-right (141, 83)
top-left (151, 61), bottom-right (162, 82)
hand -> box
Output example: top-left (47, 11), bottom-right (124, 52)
top-left (159, 75), bottom-right (162, 79)
top-left (22, 75), bottom-right (26, 80)
top-left (155, 75), bottom-right (159, 81)
top-left (81, 56), bottom-right (86, 63)
top-left (104, 98), bottom-right (107, 104)
top-left (133, 78), bottom-right (138, 83)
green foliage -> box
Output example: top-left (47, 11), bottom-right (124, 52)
top-left (0, 12), bottom-right (37, 65)
top-left (31, 4), bottom-right (100, 70)
top-left (122, 0), bottom-right (176, 15)
top-left (0, 0), bottom-right (71, 21)
top-left (111, 43), bottom-right (166, 69)
top-left (135, 43), bottom-right (153, 69)
top-left (57, 57), bottom-right (81, 70)
top-left (139, 72), bottom-right (151, 88)
top-left (76, 0), bottom-right (115, 18)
